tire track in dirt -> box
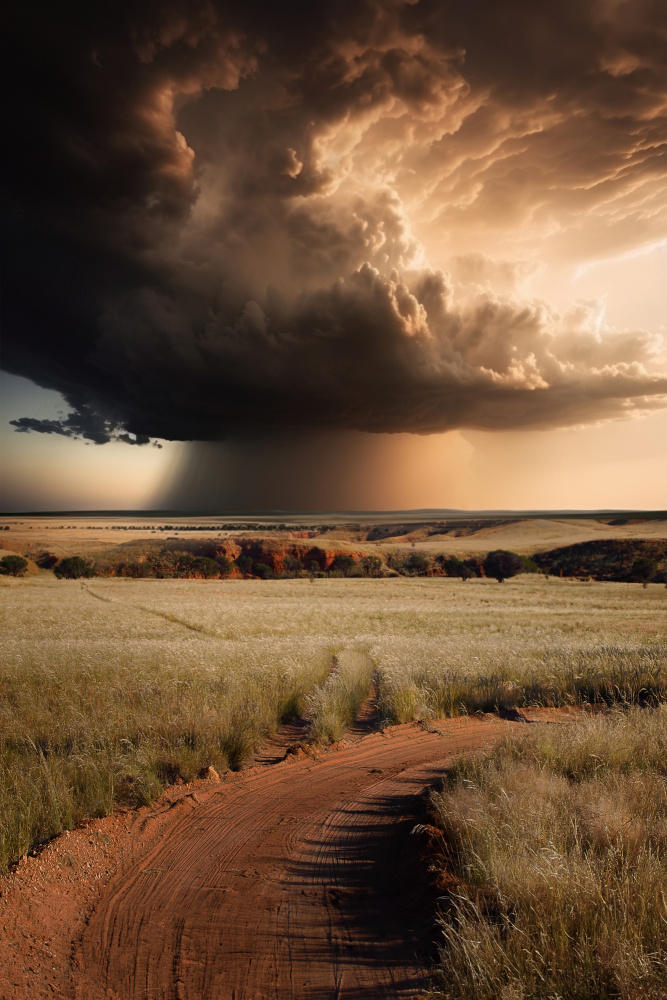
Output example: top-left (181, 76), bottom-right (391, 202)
top-left (70, 714), bottom-right (537, 1000)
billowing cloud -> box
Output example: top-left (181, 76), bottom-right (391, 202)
top-left (3, 0), bottom-right (666, 445)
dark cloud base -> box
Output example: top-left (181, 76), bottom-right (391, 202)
top-left (2, 0), bottom-right (666, 446)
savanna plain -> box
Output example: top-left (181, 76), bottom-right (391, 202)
top-left (1, 518), bottom-right (666, 999)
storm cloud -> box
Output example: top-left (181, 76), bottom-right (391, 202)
top-left (3, 0), bottom-right (666, 444)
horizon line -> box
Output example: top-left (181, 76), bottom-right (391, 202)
top-left (2, 507), bottom-right (666, 518)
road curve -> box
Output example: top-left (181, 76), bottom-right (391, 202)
top-left (72, 715), bottom-right (521, 1000)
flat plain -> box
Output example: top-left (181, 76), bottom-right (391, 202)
top-left (1, 520), bottom-right (666, 998)
top-left (2, 573), bottom-right (665, 870)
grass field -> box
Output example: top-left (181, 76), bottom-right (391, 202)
top-left (1, 574), bottom-right (665, 871)
top-left (428, 707), bottom-right (667, 999)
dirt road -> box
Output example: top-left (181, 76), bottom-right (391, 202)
top-left (1, 711), bottom-right (572, 1000)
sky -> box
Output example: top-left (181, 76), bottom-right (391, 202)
top-left (1, 0), bottom-right (666, 512)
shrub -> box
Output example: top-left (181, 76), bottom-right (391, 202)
top-left (404, 551), bottom-right (431, 575)
top-left (237, 555), bottom-right (254, 577)
top-left (0, 554), bottom-right (28, 577)
top-left (252, 562), bottom-right (273, 579)
top-left (283, 555), bottom-right (302, 576)
top-left (216, 554), bottom-right (234, 576)
top-left (361, 554), bottom-right (384, 577)
top-left (54, 556), bottom-right (93, 580)
top-left (35, 551), bottom-right (59, 569)
top-left (331, 554), bottom-right (356, 576)
top-left (191, 556), bottom-right (219, 578)
top-left (483, 549), bottom-right (523, 583)
top-left (632, 556), bottom-right (658, 587)
top-left (533, 539), bottom-right (667, 583)
top-left (442, 557), bottom-right (473, 580)
top-left (519, 555), bottom-right (540, 574)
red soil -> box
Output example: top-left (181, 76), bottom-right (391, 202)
top-left (0, 708), bottom-right (578, 1000)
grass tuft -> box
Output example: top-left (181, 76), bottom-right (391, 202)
top-left (308, 648), bottom-right (375, 743)
top-left (428, 707), bottom-right (667, 999)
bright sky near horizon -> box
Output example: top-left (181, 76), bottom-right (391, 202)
top-left (2, 0), bottom-right (666, 511)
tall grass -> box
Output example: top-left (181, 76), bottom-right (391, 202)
top-left (375, 640), bottom-right (667, 722)
top-left (1, 574), bottom-right (664, 872)
top-left (428, 707), bottom-right (667, 999)
top-left (0, 581), bottom-right (332, 870)
top-left (307, 648), bottom-right (375, 743)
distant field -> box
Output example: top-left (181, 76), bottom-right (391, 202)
top-left (2, 513), bottom-right (667, 563)
top-left (1, 575), bottom-right (665, 870)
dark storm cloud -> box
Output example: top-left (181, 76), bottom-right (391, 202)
top-left (2, 0), bottom-right (666, 444)
top-left (9, 409), bottom-right (158, 446)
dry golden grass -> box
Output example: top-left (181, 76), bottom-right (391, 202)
top-left (372, 575), bottom-right (666, 721)
top-left (308, 648), bottom-right (375, 743)
top-left (428, 707), bottom-right (667, 999)
top-left (0, 578), bottom-right (333, 869)
top-left (0, 574), bottom-right (664, 873)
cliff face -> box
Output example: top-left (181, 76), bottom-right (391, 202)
top-left (233, 539), bottom-right (366, 573)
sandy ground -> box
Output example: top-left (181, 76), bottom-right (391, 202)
top-left (0, 708), bottom-right (579, 1000)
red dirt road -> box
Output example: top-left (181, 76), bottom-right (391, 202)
top-left (1, 711), bottom-right (575, 1000)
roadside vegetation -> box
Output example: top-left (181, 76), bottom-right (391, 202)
top-left (376, 640), bottom-right (667, 722)
top-left (1, 574), bottom-right (664, 873)
top-left (307, 648), bottom-right (375, 743)
top-left (427, 707), bottom-right (667, 999)
top-left (0, 580), bottom-right (333, 871)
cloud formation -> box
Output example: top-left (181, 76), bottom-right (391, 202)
top-left (3, 0), bottom-right (666, 444)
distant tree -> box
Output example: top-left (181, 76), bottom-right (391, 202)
top-left (0, 554), bottom-right (28, 577)
top-left (35, 551), bottom-right (59, 569)
top-left (215, 554), bottom-right (234, 577)
top-left (443, 556), bottom-right (473, 581)
top-left (54, 556), bottom-right (94, 579)
top-left (519, 556), bottom-right (540, 574)
top-left (632, 557), bottom-right (658, 588)
top-left (283, 555), bottom-right (302, 577)
top-left (252, 562), bottom-right (273, 579)
top-left (192, 556), bottom-right (220, 579)
top-left (483, 549), bottom-right (523, 583)
top-left (331, 554), bottom-right (356, 576)
top-left (404, 551), bottom-right (431, 575)
top-left (361, 554), bottom-right (383, 577)
top-left (464, 557), bottom-right (484, 578)
top-left (237, 555), bottom-right (254, 577)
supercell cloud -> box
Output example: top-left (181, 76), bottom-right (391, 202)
top-left (3, 0), bottom-right (667, 444)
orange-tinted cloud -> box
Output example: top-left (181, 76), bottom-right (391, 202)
top-left (3, 0), bottom-right (666, 444)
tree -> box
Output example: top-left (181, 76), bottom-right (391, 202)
top-left (483, 549), bottom-right (523, 583)
top-left (36, 551), bottom-right (58, 569)
top-left (283, 555), bottom-right (302, 577)
top-left (361, 554), bottom-right (383, 577)
top-left (191, 556), bottom-right (219, 578)
top-left (252, 562), bottom-right (273, 579)
top-left (215, 554), bottom-right (234, 577)
top-left (404, 551), bottom-right (431, 575)
top-left (54, 556), bottom-right (94, 579)
top-left (331, 554), bottom-right (356, 576)
top-left (237, 555), bottom-right (254, 577)
top-left (0, 554), bottom-right (28, 577)
top-left (632, 557), bottom-right (657, 588)
top-left (443, 556), bottom-right (473, 581)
